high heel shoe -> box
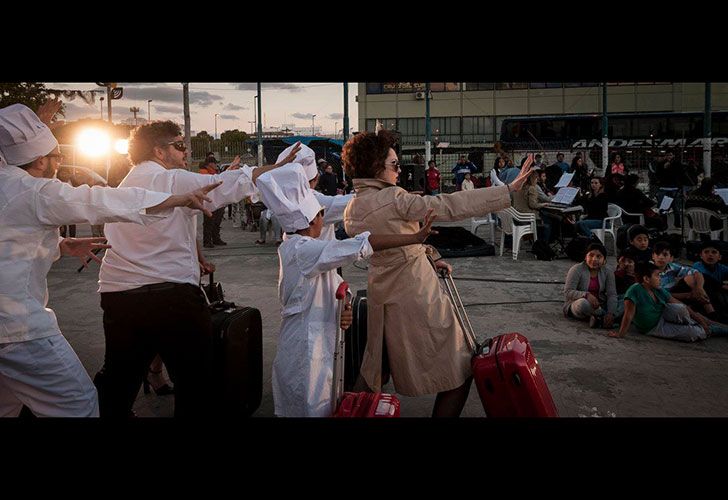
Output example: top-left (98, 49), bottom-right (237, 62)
top-left (143, 370), bottom-right (174, 396)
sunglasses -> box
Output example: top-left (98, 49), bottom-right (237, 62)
top-left (167, 140), bottom-right (187, 152)
top-left (386, 159), bottom-right (401, 171)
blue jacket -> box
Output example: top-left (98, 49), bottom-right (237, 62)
top-left (451, 162), bottom-right (478, 185)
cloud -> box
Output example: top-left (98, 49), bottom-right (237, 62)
top-left (120, 86), bottom-right (223, 107)
top-left (224, 103), bottom-right (247, 110)
top-left (154, 105), bottom-right (184, 114)
top-left (291, 112), bottom-right (315, 119)
top-left (219, 114), bottom-right (239, 120)
top-left (235, 83), bottom-right (305, 93)
top-left (327, 113), bottom-right (344, 120)
top-left (59, 101), bottom-right (100, 120)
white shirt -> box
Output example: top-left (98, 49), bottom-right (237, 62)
top-left (462, 179), bottom-right (475, 191)
top-left (99, 161), bottom-right (258, 292)
top-left (313, 191), bottom-right (354, 241)
top-left (272, 232), bottom-right (372, 417)
top-left (0, 165), bottom-right (171, 343)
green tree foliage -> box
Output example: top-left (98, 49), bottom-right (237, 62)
top-left (0, 82), bottom-right (64, 116)
top-left (220, 129), bottom-right (249, 143)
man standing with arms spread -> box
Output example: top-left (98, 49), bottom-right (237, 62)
top-left (0, 104), bottom-right (218, 417)
top-left (96, 120), bottom-right (299, 417)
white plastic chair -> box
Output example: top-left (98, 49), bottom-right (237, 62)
top-left (615, 204), bottom-right (645, 226)
top-left (685, 207), bottom-right (724, 240)
top-left (590, 204), bottom-right (622, 255)
top-left (471, 213), bottom-right (495, 243)
top-left (496, 207), bottom-right (537, 260)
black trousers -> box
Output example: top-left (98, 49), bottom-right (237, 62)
top-left (203, 207), bottom-right (225, 244)
top-left (96, 283), bottom-right (213, 417)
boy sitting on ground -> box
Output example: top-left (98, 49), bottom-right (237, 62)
top-left (625, 225), bottom-right (652, 265)
top-left (609, 262), bottom-right (728, 341)
top-left (691, 240), bottom-right (728, 323)
top-left (614, 247), bottom-right (638, 296)
top-left (651, 240), bottom-right (716, 318)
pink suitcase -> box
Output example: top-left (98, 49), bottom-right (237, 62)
top-left (331, 282), bottom-right (400, 418)
top-left (440, 270), bottom-right (558, 417)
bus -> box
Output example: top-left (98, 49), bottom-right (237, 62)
top-left (499, 111), bottom-right (728, 180)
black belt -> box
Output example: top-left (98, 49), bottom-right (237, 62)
top-left (118, 282), bottom-right (194, 295)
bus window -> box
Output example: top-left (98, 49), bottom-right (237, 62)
top-left (609, 117), bottom-right (631, 137)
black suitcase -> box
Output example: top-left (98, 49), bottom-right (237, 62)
top-left (204, 274), bottom-right (263, 417)
top-left (344, 290), bottom-right (390, 391)
top-left (425, 226), bottom-right (495, 258)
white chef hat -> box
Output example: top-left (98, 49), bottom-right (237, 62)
top-left (276, 142), bottom-right (318, 181)
top-left (256, 163), bottom-right (323, 233)
top-left (0, 104), bottom-right (59, 167)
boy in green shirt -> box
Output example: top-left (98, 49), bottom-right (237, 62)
top-left (609, 262), bottom-right (728, 341)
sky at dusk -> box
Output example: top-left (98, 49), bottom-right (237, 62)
top-left (46, 82), bottom-right (359, 137)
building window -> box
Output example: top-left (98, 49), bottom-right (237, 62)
top-left (465, 83), bottom-right (495, 91)
top-left (496, 83), bottom-right (528, 90)
top-left (366, 82), bottom-right (383, 94)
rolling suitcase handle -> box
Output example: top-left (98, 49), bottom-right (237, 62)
top-left (438, 269), bottom-right (482, 355)
top-left (332, 281), bottom-right (352, 415)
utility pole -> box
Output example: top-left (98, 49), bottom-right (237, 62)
top-left (130, 106), bottom-right (140, 126)
top-left (425, 82), bottom-right (431, 165)
top-left (602, 82), bottom-right (608, 175)
top-left (257, 83), bottom-right (263, 166)
top-left (343, 82), bottom-right (349, 142)
top-left (100, 97), bottom-right (104, 119)
top-left (704, 82), bottom-right (712, 177)
top-left (182, 83), bottom-right (191, 167)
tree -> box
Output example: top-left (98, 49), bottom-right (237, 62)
top-left (220, 129), bottom-right (249, 143)
top-left (0, 82), bottom-right (64, 116)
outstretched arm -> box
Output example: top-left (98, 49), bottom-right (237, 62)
top-left (368, 209), bottom-right (437, 250)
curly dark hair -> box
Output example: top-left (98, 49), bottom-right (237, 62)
top-left (341, 130), bottom-right (398, 178)
top-left (128, 120), bottom-right (182, 165)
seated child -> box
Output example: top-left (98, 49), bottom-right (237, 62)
top-left (256, 164), bottom-right (438, 417)
top-left (651, 240), bottom-right (715, 318)
top-left (691, 240), bottom-right (728, 323)
top-left (609, 262), bottom-right (728, 341)
top-left (563, 242), bottom-right (621, 329)
top-left (626, 225), bottom-right (652, 264)
top-left (614, 247), bottom-right (638, 296)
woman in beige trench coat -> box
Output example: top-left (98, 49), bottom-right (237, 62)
top-left (342, 131), bottom-right (534, 416)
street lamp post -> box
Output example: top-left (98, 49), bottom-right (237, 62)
top-left (215, 114), bottom-right (219, 140)
top-left (147, 100), bottom-right (152, 122)
top-left (130, 106), bottom-right (140, 126)
top-left (99, 97), bottom-right (104, 120)
top-left (257, 83), bottom-right (263, 167)
top-left (312, 114), bottom-right (316, 136)
top-left (334, 121), bottom-right (338, 139)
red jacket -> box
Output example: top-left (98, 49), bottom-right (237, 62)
top-left (426, 167), bottom-right (441, 191)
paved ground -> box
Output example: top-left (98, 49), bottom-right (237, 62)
top-left (47, 216), bottom-right (728, 417)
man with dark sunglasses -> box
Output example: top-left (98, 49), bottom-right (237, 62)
top-left (0, 104), bottom-right (220, 418)
top-left (95, 120), bottom-right (300, 417)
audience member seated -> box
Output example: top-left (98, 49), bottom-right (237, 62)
top-left (651, 241), bottom-right (715, 318)
top-left (513, 168), bottom-right (552, 242)
top-left (575, 177), bottom-right (608, 237)
top-left (563, 242), bottom-right (621, 329)
top-left (685, 177), bottom-right (728, 232)
top-left (615, 173), bottom-right (665, 229)
top-left (609, 262), bottom-right (728, 341)
top-left (691, 240), bottom-right (728, 323)
top-left (626, 225), bottom-right (652, 264)
top-left (614, 247), bottom-right (638, 296)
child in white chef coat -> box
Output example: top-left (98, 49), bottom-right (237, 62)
top-left (256, 163), bottom-right (436, 417)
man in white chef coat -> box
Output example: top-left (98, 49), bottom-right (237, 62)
top-left (95, 120), bottom-right (300, 417)
top-left (0, 104), bottom-right (219, 417)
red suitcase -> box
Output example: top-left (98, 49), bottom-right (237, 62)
top-left (331, 282), bottom-right (400, 418)
top-left (440, 270), bottom-right (558, 417)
